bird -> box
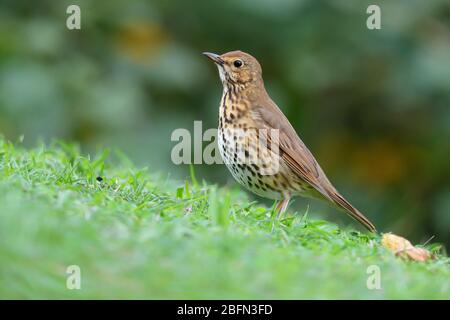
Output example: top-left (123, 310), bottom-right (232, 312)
top-left (203, 50), bottom-right (376, 232)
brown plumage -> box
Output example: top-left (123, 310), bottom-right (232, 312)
top-left (203, 50), bottom-right (376, 232)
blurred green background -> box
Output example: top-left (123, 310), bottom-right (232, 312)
top-left (0, 0), bottom-right (449, 247)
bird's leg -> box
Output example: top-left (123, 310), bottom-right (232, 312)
top-left (271, 196), bottom-right (290, 232)
top-left (275, 197), bottom-right (290, 220)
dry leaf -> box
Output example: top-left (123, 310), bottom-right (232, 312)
top-left (381, 233), bottom-right (433, 262)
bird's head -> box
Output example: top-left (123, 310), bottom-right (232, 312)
top-left (203, 50), bottom-right (263, 90)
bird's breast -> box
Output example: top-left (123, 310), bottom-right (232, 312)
top-left (218, 89), bottom-right (253, 125)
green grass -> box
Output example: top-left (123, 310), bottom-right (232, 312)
top-left (0, 137), bottom-right (448, 299)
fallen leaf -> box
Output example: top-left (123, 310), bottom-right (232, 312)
top-left (381, 233), bottom-right (433, 262)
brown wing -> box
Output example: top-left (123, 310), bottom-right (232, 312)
top-left (251, 102), bottom-right (333, 199)
top-left (251, 100), bottom-right (376, 232)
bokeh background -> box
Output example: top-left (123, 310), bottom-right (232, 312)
top-left (0, 0), bottom-right (449, 247)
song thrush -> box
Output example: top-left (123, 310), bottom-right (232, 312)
top-left (203, 50), bottom-right (376, 232)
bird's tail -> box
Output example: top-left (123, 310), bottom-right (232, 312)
top-left (327, 190), bottom-right (377, 233)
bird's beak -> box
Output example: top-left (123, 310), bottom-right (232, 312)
top-left (202, 52), bottom-right (224, 66)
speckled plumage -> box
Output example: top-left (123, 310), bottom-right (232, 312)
top-left (217, 83), bottom-right (309, 202)
top-left (204, 50), bottom-right (376, 232)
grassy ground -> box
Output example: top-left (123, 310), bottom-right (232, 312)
top-left (0, 137), bottom-right (448, 299)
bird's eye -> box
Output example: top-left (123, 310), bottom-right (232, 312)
top-left (233, 59), bottom-right (243, 68)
